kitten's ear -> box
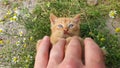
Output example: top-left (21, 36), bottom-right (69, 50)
top-left (73, 14), bottom-right (80, 23)
top-left (50, 13), bottom-right (57, 24)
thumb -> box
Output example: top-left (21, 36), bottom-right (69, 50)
top-left (84, 38), bottom-right (105, 68)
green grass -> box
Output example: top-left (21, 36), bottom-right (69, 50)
top-left (0, 0), bottom-right (120, 68)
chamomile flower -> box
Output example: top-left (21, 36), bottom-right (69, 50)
top-left (4, 15), bottom-right (8, 19)
top-left (109, 10), bottom-right (117, 18)
top-left (0, 28), bottom-right (3, 33)
top-left (6, 10), bottom-right (12, 15)
top-left (0, 21), bottom-right (4, 24)
top-left (16, 41), bottom-right (20, 46)
top-left (25, 55), bottom-right (32, 62)
top-left (12, 56), bottom-right (19, 63)
top-left (0, 39), bottom-right (3, 44)
top-left (23, 38), bottom-right (26, 43)
top-left (23, 43), bottom-right (27, 48)
top-left (115, 28), bottom-right (120, 33)
top-left (10, 16), bottom-right (17, 22)
top-left (100, 38), bottom-right (105, 41)
top-left (13, 15), bottom-right (17, 20)
top-left (24, 13), bottom-right (30, 18)
top-left (46, 2), bottom-right (50, 7)
top-left (30, 36), bottom-right (33, 41)
top-left (14, 8), bottom-right (20, 15)
top-left (19, 31), bottom-right (23, 36)
top-left (0, 19), bottom-right (4, 24)
top-left (101, 46), bottom-right (107, 55)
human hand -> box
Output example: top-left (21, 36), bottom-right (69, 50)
top-left (34, 36), bottom-right (105, 68)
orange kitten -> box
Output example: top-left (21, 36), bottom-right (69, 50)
top-left (50, 13), bottom-right (83, 45)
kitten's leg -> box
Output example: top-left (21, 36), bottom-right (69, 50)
top-left (66, 37), bottom-right (72, 45)
top-left (50, 36), bottom-right (61, 45)
top-left (50, 36), bottom-right (57, 45)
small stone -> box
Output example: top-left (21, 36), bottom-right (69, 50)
top-left (87, 0), bottom-right (98, 6)
top-left (0, 45), bottom-right (3, 47)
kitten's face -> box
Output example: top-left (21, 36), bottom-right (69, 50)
top-left (50, 13), bottom-right (80, 38)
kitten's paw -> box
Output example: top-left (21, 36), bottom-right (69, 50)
top-left (66, 37), bottom-right (72, 45)
top-left (51, 37), bottom-right (64, 45)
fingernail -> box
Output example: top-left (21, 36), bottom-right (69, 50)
top-left (85, 37), bottom-right (95, 45)
top-left (57, 38), bottom-right (66, 44)
top-left (59, 38), bottom-right (65, 41)
top-left (43, 36), bottom-right (49, 40)
top-left (55, 38), bottom-right (66, 46)
top-left (85, 37), bottom-right (92, 40)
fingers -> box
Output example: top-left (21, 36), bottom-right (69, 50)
top-left (47, 39), bottom-right (66, 68)
top-left (84, 38), bottom-right (105, 68)
top-left (65, 36), bottom-right (82, 60)
top-left (36, 40), bottom-right (42, 51)
top-left (34, 36), bottom-right (51, 68)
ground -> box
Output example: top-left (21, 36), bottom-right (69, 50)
top-left (0, 0), bottom-right (120, 68)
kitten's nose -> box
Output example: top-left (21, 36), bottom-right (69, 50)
top-left (64, 29), bottom-right (68, 32)
top-left (64, 29), bottom-right (68, 34)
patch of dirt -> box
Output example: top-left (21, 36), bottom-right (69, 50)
top-left (106, 18), bottom-right (120, 34)
top-left (0, 0), bottom-right (37, 66)
top-left (0, 0), bottom-right (37, 47)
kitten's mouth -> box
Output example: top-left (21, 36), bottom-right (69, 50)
top-left (64, 31), bottom-right (71, 37)
top-left (64, 31), bottom-right (69, 35)
top-left (62, 31), bottom-right (71, 38)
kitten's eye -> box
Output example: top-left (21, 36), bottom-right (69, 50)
top-left (58, 24), bottom-right (63, 28)
top-left (68, 24), bottom-right (74, 28)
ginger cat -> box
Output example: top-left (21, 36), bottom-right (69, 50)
top-left (50, 13), bottom-right (83, 45)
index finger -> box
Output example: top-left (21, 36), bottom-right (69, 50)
top-left (34, 36), bottom-right (51, 68)
top-left (65, 36), bottom-right (82, 60)
top-left (84, 38), bottom-right (105, 68)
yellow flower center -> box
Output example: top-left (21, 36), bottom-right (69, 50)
top-left (13, 57), bottom-right (17, 62)
top-left (30, 36), bottom-right (33, 41)
top-left (23, 44), bottom-right (27, 48)
top-left (0, 29), bottom-right (3, 33)
top-left (110, 12), bottom-right (115, 16)
top-left (100, 38), bottom-right (105, 41)
top-left (19, 31), bottom-right (23, 36)
top-left (0, 40), bottom-right (3, 44)
top-left (115, 28), bottom-right (120, 32)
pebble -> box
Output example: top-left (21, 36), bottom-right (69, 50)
top-left (0, 45), bottom-right (3, 47)
top-left (87, 0), bottom-right (98, 6)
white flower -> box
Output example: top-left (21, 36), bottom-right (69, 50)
top-left (24, 13), bottom-right (30, 18)
top-left (0, 28), bottom-right (4, 35)
top-left (101, 46), bottom-right (107, 55)
top-left (109, 10), bottom-right (117, 18)
top-left (10, 16), bottom-right (18, 22)
top-left (0, 28), bottom-right (3, 33)
top-left (13, 15), bottom-right (17, 19)
top-left (0, 19), bottom-right (4, 24)
top-left (12, 56), bottom-right (19, 63)
top-left (6, 10), bottom-right (12, 15)
top-left (16, 41), bottom-right (20, 46)
top-left (23, 38), bottom-right (26, 42)
top-left (14, 10), bottom-right (20, 15)
top-left (0, 21), bottom-right (4, 24)
top-left (19, 31), bottom-right (23, 36)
